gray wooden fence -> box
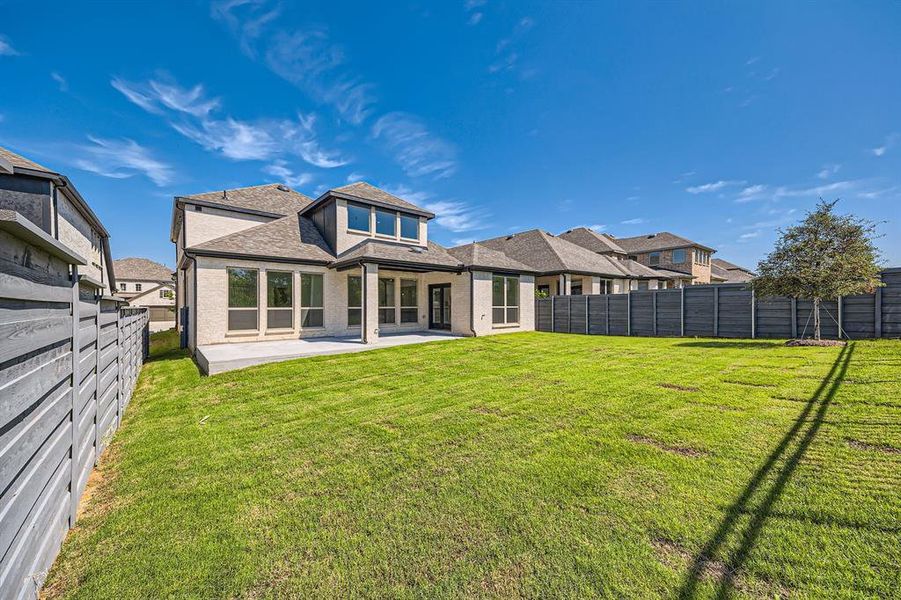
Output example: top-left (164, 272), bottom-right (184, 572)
top-left (536, 268), bottom-right (901, 340)
top-left (1, 212), bottom-right (148, 599)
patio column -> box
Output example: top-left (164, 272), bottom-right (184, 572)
top-left (362, 262), bottom-right (379, 343)
top-left (588, 276), bottom-right (601, 295)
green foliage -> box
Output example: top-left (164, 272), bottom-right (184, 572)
top-left (753, 200), bottom-right (882, 338)
top-left (535, 287), bottom-right (550, 299)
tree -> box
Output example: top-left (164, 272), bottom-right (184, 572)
top-left (752, 200), bottom-right (883, 340)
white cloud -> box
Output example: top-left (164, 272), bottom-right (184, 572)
top-left (372, 112), bottom-right (456, 179)
top-left (452, 237), bottom-right (476, 246)
top-left (468, 12), bottom-right (483, 25)
top-left (871, 133), bottom-right (898, 157)
top-left (50, 72), bottom-right (68, 92)
top-left (112, 77), bottom-right (220, 117)
top-left (0, 35), bottom-right (19, 56)
top-left (263, 160), bottom-right (313, 187)
top-left (686, 180), bottom-right (746, 194)
top-left (73, 136), bottom-right (174, 186)
top-left (589, 224), bottom-right (606, 232)
top-left (817, 164), bottom-right (841, 179)
top-left (621, 218), bottom-right (646, 225)
top-left (346, 171), bottom-right (366, 183)
top-left (210, 0), bottom-right (281, 57)
top-left (381, 184), bottom-right (432, 207)
top-left (734, 180), bottom-right (858, 203)
top-left (490, 17), bottom-right (535, 80)
top-left (739, 231), bottom-right (759, 239)
top-left (171, 117), bottom-right (276, 160)
top-left (672, 170), bottom-right (695, 184)
top-left (424, 200), bottom-right (488, 232)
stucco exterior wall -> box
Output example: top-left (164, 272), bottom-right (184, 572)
top-left (183, 204), bottom-right (274, 248)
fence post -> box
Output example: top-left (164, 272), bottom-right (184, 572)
top-left (605, 294), bottom-right (610, 335)
top-left (652, 290), bottom-right (657, 336)
top-left (627, 291), bottom-right (631, 336)
top-left (791, 297), bottom-right (798, 339)
top-left (680, 287), bottom-right (685, 337)
top-left (750, 289), bottom-right (756, 339)
top-left (567, 296), bottom-right (572, 333)
top-left (94, 294), bottom-right (101, 463)
top-left (585, 295), bottom-right (589, 334)
top-left (69, 268), bottom-right (80, 526)
top-left (837, 295), bottom-right (843, 339)
top-left (875, 286), bottom-right (882, 338)
top-left (550, 296), bottom-right (555, 333)
top-left (117, 305), bottom-right (123, 427)
top-left (713, 286), bottom-right (719, 337)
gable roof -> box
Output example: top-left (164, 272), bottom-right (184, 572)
top-left (711, 258), bottom-right (755, 282)
top-left (477, 229), bottom-right (630, 278)
top-left (447, 242), bottom-right (536, 273)
top-left (302, 182), bottom-right (435, 219)
top-left (113, 258), bottom-right (173, 281)
top-left (188, 212), bottom-right (334, 264)
top-left (179, 183), bottom-right (313, 216)
top-left (332, 239), bottom-right (461, 271)
top-left (0, 146), bottom-right (54, 174)
top-left (712, 258), bottom-right (754, 274)
top-left (559, 227), bottom-right (627, 255)
top-left (613, 231), bottom-right (715, 253)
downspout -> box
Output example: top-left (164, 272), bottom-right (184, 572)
top-left (469, 270), bottom-right (476, 337)
top-left (361, 262), bottom-right (367, 343)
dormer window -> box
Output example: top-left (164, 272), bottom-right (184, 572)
top-left (347, 202), bottom-right (371, 233)
top-left (400, 214), bottom-right (419, 240)
top-left (375, 208), bottom-right (396, 237)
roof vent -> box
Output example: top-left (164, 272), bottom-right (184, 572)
top-left (277, 184), bottom-right (290, 192)
top-left (410, 246), bottom-right (426, 254)
top-left (646, 234), bottom-right (656, 239)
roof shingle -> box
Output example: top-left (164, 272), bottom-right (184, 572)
top-left (113, 258), bottom-right (173, 281)
top-left (325, 182), bottom-right (434, 217)
top-left (333, 240), bottom-right (461, 270)
top-left (180, 183), bottom-right (313, 216)
top-left (189, 213), bottom-right (334, 263)
top-left (447, 242), bottom-right (536, 273)
top-left (558, 227), bottom-right (626, 255)
top-left (613, 231), bottom-right (715, 253)
top-left (0, 145), bottom-right (54, 174)
top-left (477, 229), bottom-right (629, 278)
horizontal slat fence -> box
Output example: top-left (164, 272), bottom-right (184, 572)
top-left (536, 269), bottom-right (901, 340)
top-left (1, 225), bottom-right (148, 600)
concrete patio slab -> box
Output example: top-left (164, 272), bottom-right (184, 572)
top-left (196, 332), bottom-right (463, 375)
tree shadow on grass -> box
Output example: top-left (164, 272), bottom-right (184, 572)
top-left (675, 341), bottom-right (786, 349)
top-left (678, 343), bottom-right (854, 599)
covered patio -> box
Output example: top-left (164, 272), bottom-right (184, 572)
top-left (195, 331), bottom-right (463, 375)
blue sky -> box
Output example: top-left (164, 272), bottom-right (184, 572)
top-left (1, 1), bottom-right (899, 269)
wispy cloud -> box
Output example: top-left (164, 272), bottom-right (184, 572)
top-left (490, 17), bottom-right (535, 79)
top-left (346, 171), bottom-right (366, 183)
top-left (621, 217), bottom-right (646, 225)
top-left (871, 133), bottom-right (898, 157)
top-left (0, 35), bottom-right (19, 56)
top-left (381, 184), bottom-right (487, 233)
top-left (724, 57), bottom-right (779, 108)
top-left (73, 136), bottom-right (174, 186)
top-left (817, 163), bottom-right (841, 179)
top-left (113, 75), bottom-right (348, 168)
top-left (468, 12), bottom-right (483, 26)
top-left (50, 72), bottom-right (68, 92)
top-left (734, 180), bottom-right (858, 203)
top-left (452, 237), bottom-right (476, 246)
top-left (672, 170), bottom-right (695, 184)
top-left (262, 160), bottom-right (313, 187)
top-left (588, 224), bottom-right (606, 232)
top-left (686, 180), bottom-right (745, 194)
top-left (372, 112), bottom-right (456, 179)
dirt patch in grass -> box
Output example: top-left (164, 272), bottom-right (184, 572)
top-left (627, 434), bottom-right (708, 458)
top-left (659, 382), bottom-right (700, 392)
top-left (786, 339), bottom-right (846, 347)
top-left (472, 405), bottom-right (508, 417)
top-left (847, 439), bottom-right (901, 454)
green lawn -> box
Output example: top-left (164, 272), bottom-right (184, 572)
top-left (45, 332), bottom-right (900, 599)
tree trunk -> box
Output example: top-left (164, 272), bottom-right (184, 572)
top-left (813, 296), bottom-right (821, 340)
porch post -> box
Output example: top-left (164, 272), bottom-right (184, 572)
top-left (362, 262), bottom-right (379, 343)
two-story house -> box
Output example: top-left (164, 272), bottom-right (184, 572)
top-left (114, 257), bottom-right (176, 331)
top-left (172, 182), bottom-right (536, 353)
top-left (611, 231), bottom-right (716, 286)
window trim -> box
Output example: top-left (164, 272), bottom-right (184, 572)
top-left (227, 266), bottom-right (259, 333)
top-left (492, 274), bottom-right (520, 326)
top-left (266, 270), bottom-right (294, 331)
top-left (135, 283), bottom-right (142, 292)
top-left (299, 272), bottom-right (325, 329)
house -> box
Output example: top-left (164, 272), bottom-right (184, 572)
top-left (0, 146), bottom-right (116, 293)
top-left (172, 182), bottom-right (536, 353)
top-left (475, 229), bottom-right (670, 295)
top-left (608, 231), bottom-right (716, 285)
top-left (114, 258), bottom-right (176, 332)
top-left (711, 258), bottom-right (755, 283)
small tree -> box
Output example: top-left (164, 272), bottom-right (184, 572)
top-left (753, 200), bottom-right (882, 340)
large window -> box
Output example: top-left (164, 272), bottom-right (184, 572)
top-left (400, 214), bottom-right (419, 240)
top-left (400, 279), bottom-right (418, 323)
top-left (672, 248), bottom-right (686, 264)
top-left (228, 267), bottom-right (258, 331)
top-left (492, 274), bottom-right (519, 325)
top-left (300, 273), bottom-right (324, 327)
top-left (648, 252), bottom-right (661, 266)
top-left (378, 278), bottom-right (396, 324)
top-left (375, 208), bottom-right (396, 237)
top-left (348, 276), bottom-right (362, 326)
top-left (266, 271), bottom-right (293, 329)
top-left (347, 202), bottom-right (371, 233)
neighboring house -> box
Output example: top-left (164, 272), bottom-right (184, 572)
top-left (172, 182), bottom-right (536, 352)
top-left (114, 257), bottom-right (176, 332)
top-left (610, 231), bottom-right (716, 285)
top-left (711, 258), bottom-right (755, 283)
top-left (0, 146), bottom-right (116, 293)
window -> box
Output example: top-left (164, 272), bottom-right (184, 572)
top-left (400, 279), bottom-right (418, 323)
top-left (375, 209), bottom-right (396, 237)
top-left (672, 248), bottom-right (686, 264)
top-left (571, 281), bottom-right (583, 296)
top-left (267, 271), bottom-right (293, 329)
top-left (135, 283), bottom-right (142, 292)
top-left (347, 202), bottom-right (371, 233)
top-left (378, 278), bottom-right (395, 324)
top-left (648, 252), bottom-right (661, 267)
top-left (400, 214), bottom-right (419, 240)
top-left (227, 268), bottom-right (258, 331)
top-left (348, 276), bottom-right (362, 326)
top-left (492, 274), bottom-right (519, 325)
top-left (300, 273), bottom-right (324, 327)
top-left (120, 283), bottom-right (127, 291)
top-left (159, 289), bottom-right (172, 299)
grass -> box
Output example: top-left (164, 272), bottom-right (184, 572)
top-left (44, 332), bottom-right (901, 598)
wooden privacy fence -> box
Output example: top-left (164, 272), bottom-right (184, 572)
top-left (536, 268), bottom-right (901, 340)
top-left (0, 212), bottom-right (149, 599)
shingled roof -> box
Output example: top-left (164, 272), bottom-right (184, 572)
top-left (613, 231), bottom-right (715, 253)
top-left (447, 242), bottom-right (536, 273)
top-left (0, 145), bottom-right (54, 174)
top-left (189, 213), bottom-right (334, 263)
top-left (477, 229), bottom-right (629, 277)
top-left (303, 182), bottom-right (435, 218)
top-left (180, 183), bottom-right (313, 216)
top-left (332, 239), bottom-right (461, 271)
top-left (559, 227), bottom-right (627, 255)
top-left (712, 258), bottom-right (755, 282)
top-left (113, 258), bottom-right (173, 282)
